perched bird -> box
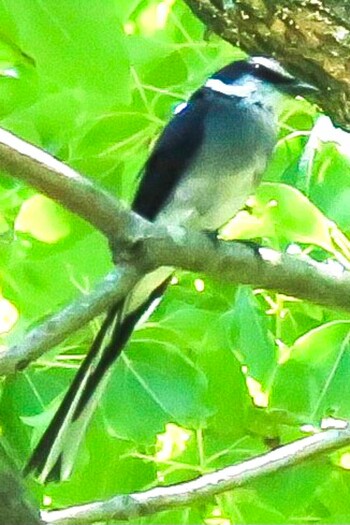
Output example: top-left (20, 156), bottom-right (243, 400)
top-left (25, 56), bottom-right (316, 482)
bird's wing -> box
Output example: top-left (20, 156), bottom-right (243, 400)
top-left (133, 88), bottom-right (208, 220)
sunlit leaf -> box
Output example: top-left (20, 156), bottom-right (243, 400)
top-left (15, 195), bottom-right (70, 243)
top-left (271, 321), bottom-right (350, 421)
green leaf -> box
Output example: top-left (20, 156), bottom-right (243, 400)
top-left (2, 229), bottom-right (110, 330)
top-left (102, 333), bottom-right (210, 443)
top-left (197, 314), bottom-right (251, 440)
top-left (316, 470), bottom-right (350, 518)
top-left (144, 50), bottom-right (188, 88)
top-left (0, 210), bottom-right (9, 234)
top-left (232, 286), bottom-right (276, 387)
top-left (242, 459), bottom-right (333, 521)
top-left (115, 0), bottom-right (145, 23)
top-left (223, 182), bottom-right (335, 251)
top-left (220, 488), bottom-right (286, 524)
top-left (271, 321), bottom-right (350, 421)
top-left (15, 195), bottom-right (70, 243)
top-left (260, 183), bottom-right (334, 248)
top-left (6, 0), bottom-right (130, 103)
top-left (310, 142), bottom-right (350, 230)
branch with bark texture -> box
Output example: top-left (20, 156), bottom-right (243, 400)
top-left (0, 442), bottom-right (42, 525)
top-left (0, 128), bottom-right (137, 241)
top-left (43, 426), bottom-right (350, 525)
top-left (1, 127), bottom-right (350, 374)
top-left (183, 0), bottom-right (350, 129)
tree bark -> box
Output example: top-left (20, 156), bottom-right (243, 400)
top-left (0, 442), bottom-right (42, 525)
top-left (184, 0), bottom-right (350, 129)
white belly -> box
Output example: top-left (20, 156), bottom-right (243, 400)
top-left (156, 155), bottom-right (267, 231)
top-left (155, 99), bottom-right (275, 231)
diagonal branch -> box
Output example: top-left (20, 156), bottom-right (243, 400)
top-left (183, 0), bottom-right (350, 129)
top-left (0, 265), bottom-right (141, 375)
top-left (1, 128), bottom-right (350, 375)
top-left (43, 426), bottom-right (350, 524)
top-left (0, 128), bottom-right (142, 241)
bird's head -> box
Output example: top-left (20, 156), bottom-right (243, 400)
top-left (205, 56), bottom-right (318, 106)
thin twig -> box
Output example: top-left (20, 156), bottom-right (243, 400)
top-left (43, 427), bottom-right (350, 524)
top-left (0, 266), bottom-right (140, 375)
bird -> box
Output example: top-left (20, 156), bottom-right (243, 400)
top-left (25, 56), bottom-right (317, 482)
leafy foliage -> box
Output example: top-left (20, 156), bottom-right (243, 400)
top-left (0, 0), bottom-right (350, 523)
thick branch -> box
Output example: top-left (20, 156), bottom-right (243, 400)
top-left (2, 237), bottom-right (350, 375)
top-left (184, 0), bottom-right (350, 129)
top-left (0, 128), bottom-right (140, 241)
top-left (1, 129), bottom-right (350, 374)
top-left (0, 442), bottom-right (42, 525)
top-left (43, 427), bottom-right (350, 524)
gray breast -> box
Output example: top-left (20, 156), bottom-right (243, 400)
top-left (156, 96), bottom-right (277, 231)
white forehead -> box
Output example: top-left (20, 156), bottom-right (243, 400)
top-left (205, 78), bottom-right (257, 97)
top-left (250, 56), bottom-right (293, 79)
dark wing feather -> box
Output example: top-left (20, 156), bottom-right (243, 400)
top-left (132, 89), bottom-right (208, 220)
top-left (23, 302), bottom-right (121, 478)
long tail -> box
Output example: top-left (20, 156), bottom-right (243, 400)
top-left (25, 271), bottom-right (171, 482)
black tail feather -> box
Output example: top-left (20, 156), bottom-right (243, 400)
top-left (25, 277), bottom-right (171, 481)
top-left (24, 301), bottom-right (121, 477)
top-left (73, 277), bottom-right (171, 419)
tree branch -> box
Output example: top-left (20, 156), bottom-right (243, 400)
top-left (2, 234), bottom-right (350, 375)
top-left (0, 441), bottom-right (42, 525)
top-left (183, 0), bottom-right (350, 129)
top-left (0, 128), bottom-right (141, 242)
top-left (1, 129), bottom-right (350, 374)
top-left (43, 426), bottom-right (350, 524)
top-left (0, 266), bottom-right (141, 375)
